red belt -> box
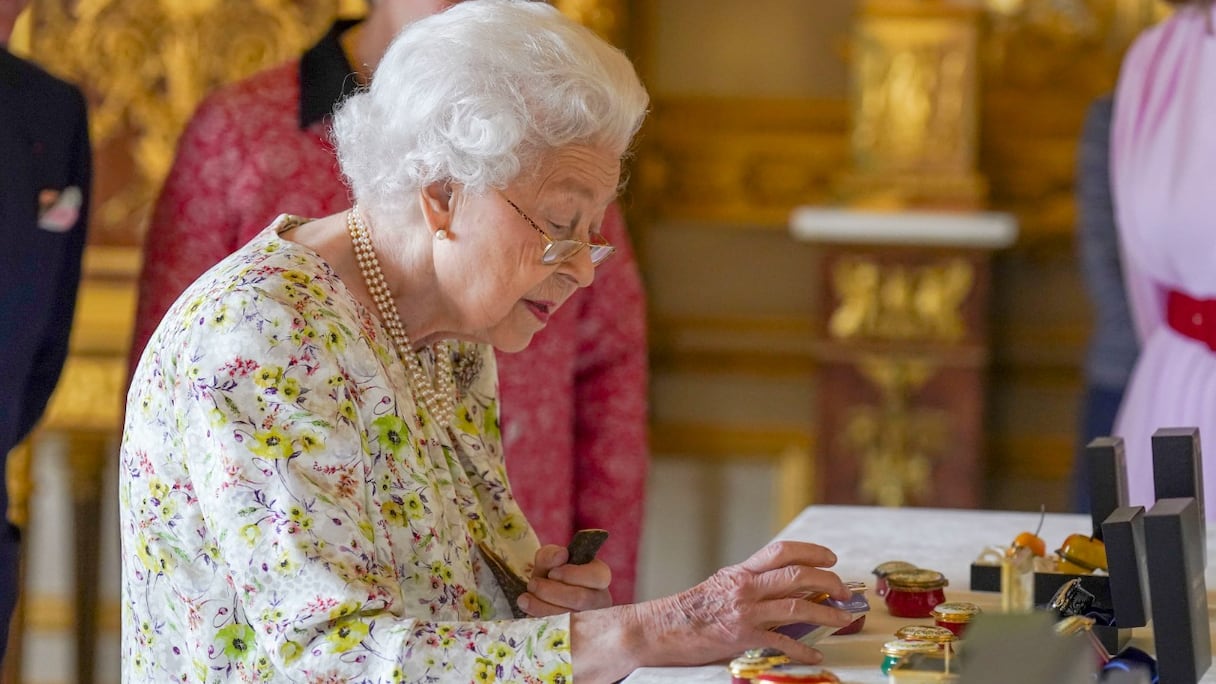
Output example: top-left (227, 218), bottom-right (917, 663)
top-left (1167, 290), bottom-right (1216, 352)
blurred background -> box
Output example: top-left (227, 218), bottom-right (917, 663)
top-left (4, 0), bottom-right (1173, 682)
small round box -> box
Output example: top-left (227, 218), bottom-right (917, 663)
top-left (753, 664), bottom-right (841, 683)
top-left (884, 569), bottom-right (948, 618)
top-left (728, 648), bottom-right (790, 684)
top-left (931, 601), bottom-right (981, 637)
top-left (894, 624), bottom-right (958, 647)
top-left (872, 560), bottom-right (918, 597)
top-left (881, 639), bottom-right (941, 675)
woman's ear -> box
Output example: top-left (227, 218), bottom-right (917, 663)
top-left (419, 181), bottom-right (454, 237)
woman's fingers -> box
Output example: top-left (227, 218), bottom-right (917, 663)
top-left (741, 540), bottom-right (838, 574)
top-left (522, 546), bottom-right (613, 615)
top-left (547, 557), bottom-right (612, 589)
top-left (730, 542), bottom-right (852, 603)
top-left (525, 562), bottom-right (613, 610)
top-left (749, 564), bottom-right (851, 603)
top-left (530, 544), bottom-right (570, 580)
top-left (519, 583), bottom-right (612, 616)
top-left (749, 595), bottom-right (855, 631)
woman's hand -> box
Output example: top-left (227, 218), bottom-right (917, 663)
top-left (519, 544), bottom-right (613, 616)
top-left (636, 540), bottom-right (854, 666)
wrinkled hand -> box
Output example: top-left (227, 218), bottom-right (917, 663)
top-left (642, 541), bottom-right (853, 665)
top-left (519, 544), bottom-right (613, 616)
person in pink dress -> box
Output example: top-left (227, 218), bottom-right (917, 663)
top-left (130, 0), bottom-right (648, 601)
top-left (1111, 0), bottom-right (1216, 517)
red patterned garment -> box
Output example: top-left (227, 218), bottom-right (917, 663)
top-left (131, 56), bottom-right (649, 602)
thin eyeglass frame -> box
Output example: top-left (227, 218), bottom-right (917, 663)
top-left (495, 189), bottom-right (616, 266)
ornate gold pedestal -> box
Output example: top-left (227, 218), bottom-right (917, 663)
top-left (792, 214), bottom-right (1015, 506)
top-left (790, 0), bottom-right (1016, 507)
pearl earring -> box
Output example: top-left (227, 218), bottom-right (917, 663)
top-left (435, 229), bottom-right (449, 240)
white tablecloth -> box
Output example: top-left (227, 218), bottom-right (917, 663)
top-left (624, 505), bottom-right (1216, 684)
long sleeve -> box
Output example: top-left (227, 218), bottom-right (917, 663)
top-left (16, 86), bottom-right (90, 441)
top-left (129, 94), bottom-right (246, 374)
top-left (572, 202), bottom-right (649, 605)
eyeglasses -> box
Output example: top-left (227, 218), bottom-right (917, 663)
top-left (496, 189), bottom-right (616, 267)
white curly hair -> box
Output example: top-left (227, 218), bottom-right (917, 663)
top-left (332, 0), bottom-right (649, 223)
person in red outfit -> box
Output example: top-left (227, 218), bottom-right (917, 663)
top-left (130, 0), bottom-right (648, 602)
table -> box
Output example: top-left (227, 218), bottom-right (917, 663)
top-left (624, 506), bottom-right (1216, 683)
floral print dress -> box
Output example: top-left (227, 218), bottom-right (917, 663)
top-left (120, 216), bottom-right (572, 683)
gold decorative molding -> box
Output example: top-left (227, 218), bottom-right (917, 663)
top-left (979, 0), bottom-right (1170, 243)
top-left (40, 356), bottom-right (125, 434)
top-left (20, 0), bottom-right (341, 246)
top-left (839, 0), bottom-right (984, 208)
top-left (23, 594), bottom-right (120, 633)
top-left (829, 256), bottom-right (974, 343)
top-left (633, 97), bottom-right (849, 227)
top-left (650, 313), bottom-right (815, 377)
top-left (647, 311), bottom-right (1085, 379)
top-left (844, 355), bottom-right (949, 507)
top-left (983, 0), bottom-right (1170, 77)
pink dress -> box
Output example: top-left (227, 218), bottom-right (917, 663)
top-left (1111, 4), bottom-right (1216, 517)
top-left (132, 59), bottom-right (649, 601)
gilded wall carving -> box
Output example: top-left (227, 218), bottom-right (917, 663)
top-left (845, 356), bottom-right (949, 507)
top-left (633, 97), bottom-right (851, 227)
top-left (22, 0), bottom-right (345, 246)
top-left (829, 256), bottom-right (974, 343)
top-left (852, 7), bottom-right (978, 180)
top-left (22, 0), bottom-right (623, 246)
top-left (979, 0), bottom-right (1171, 243)
top-left (633, 0), bottom-right (1168, 233)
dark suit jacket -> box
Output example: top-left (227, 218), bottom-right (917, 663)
top-left (0, 47), bottom-right (90, 468)
top-left (0, 45), bottom-right (90, 661)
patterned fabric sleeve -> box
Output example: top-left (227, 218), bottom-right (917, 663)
top-left (572, 202), bottom-right (649, 604)
top-left (124, 251), bottom-right (571, 682)
top-left (129, 92), bottom-right (247, 375)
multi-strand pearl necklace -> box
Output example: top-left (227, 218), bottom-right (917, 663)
top-left (347, 207), bottom-right (456, 426)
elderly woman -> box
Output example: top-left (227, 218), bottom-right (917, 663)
top-left (120, 1), bottom-right (853, 681)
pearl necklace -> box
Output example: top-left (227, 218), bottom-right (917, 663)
top-left (347, 207), bottom-right (456, 426)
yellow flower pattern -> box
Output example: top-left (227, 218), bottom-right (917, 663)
top-left (120, 222), bottom-right (571, 683)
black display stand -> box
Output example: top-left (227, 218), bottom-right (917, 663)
top-left (1144, 497), bottom-right (1210, 684)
